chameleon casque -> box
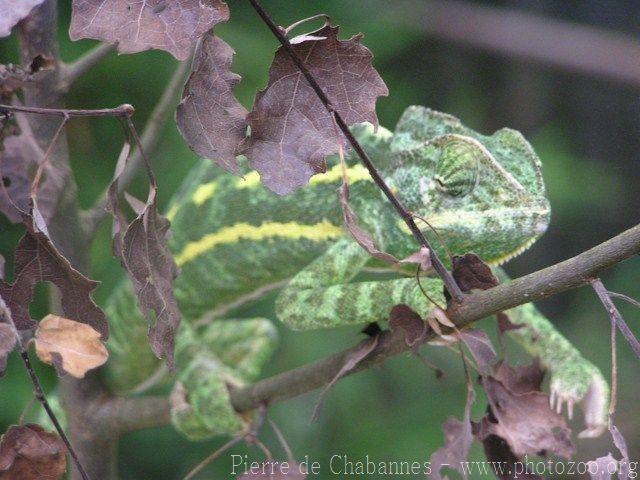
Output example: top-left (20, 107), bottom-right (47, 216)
top-left (102, 106), bottom-right (609, 440)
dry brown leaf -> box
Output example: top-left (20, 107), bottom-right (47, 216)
top-left (69, 0), bottom-right (229, 60)
top-left (0, 216), bottom-right (107, 337)
top-left (0, 424), bottom-right (66, 479)
top-left (388, 304), bottom-right (427, 347)
top-left (478, 376), bottom-right (575, 459)
top-left (0, 118), bottom-right (63, 224)
top-left (34, 314), bottom-right (108, 378)
top-left (451, 253), bottom-right (499, 293)
top-left (457, 328), bottom-right (497, 374)
top-left (176, 32), bottom-right (247, 173)
top-left (112, 187), bottom-right (181, 369)
top-left (242, 23), bottom-right (388, 194)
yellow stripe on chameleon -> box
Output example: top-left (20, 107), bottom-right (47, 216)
top-left (175, 220), bottom-right (343, 266)
top-left (165, 204), bottom-right (179, 222)
top-left (192, 182), bottom-right (218, 206)
top-left (235, 164), bottom-right (372, 189)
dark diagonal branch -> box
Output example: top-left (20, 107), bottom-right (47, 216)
top-left (591, 279), bottom-right (640, 358)
top-left (0, 299), bottom-right (90, 480)
top-left (246, 0), bottom-right (464, 303)
top-left (113, 222), bottom-right (640, 430)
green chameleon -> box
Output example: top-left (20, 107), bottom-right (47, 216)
top-left (103, 106), bottom-right (608, 440)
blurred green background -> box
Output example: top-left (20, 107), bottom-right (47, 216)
top-left (1, 1), bottom-right (638, 478)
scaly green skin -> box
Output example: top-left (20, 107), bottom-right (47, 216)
top-left (103, 106), bottom-right (608, 440)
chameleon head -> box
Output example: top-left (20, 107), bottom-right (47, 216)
top-left (379, 107), bottom-right (550, 265)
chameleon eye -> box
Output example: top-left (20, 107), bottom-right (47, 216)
top-left (434, 139), bottom-right (479, 197)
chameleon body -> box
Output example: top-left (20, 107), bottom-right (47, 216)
top-left (104, 106), bottom-right (608, 440)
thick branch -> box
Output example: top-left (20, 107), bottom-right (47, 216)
top-left (114, 222), bottom-right (640, 429)
top-left (59, 43), bottom-right (115, 91)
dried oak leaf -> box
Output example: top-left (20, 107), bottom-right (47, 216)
top-left (237, 461), bottom-right (306, 479)
top-left (0, 323), bottom-right (15, 377)
top-left (452, 253), bottom-right (499, 293)
top-left (176, 32), bottom-right (247, 173)
top-left (242, 23), bottom-right (388, 194)
top-left (479, 376), bottom-right (575, 459)
top-left (458, 328), bottom-right (497, 374)
top-left (388, 304), bottom-right (427, 347)
top-left (113, 187), bottom-right (181, 369)
top-left (34, 314), bottom-right (108, 378)
top-left (69, 0), bottom-right (229, 61)
top-left (0, 424), bottom-right (66, 480)
top-left (429, 373), bottom-right (476, 479)
top-left (0, 218), bottom-right (107, 337)
top-left (493, 360), bottom-right (544, 395)
top-left (311, 334), bottom-right (379, 421)
top-left (0, 0), bottom-right (45, 38)
top-left (0, 121), bottom-right (63, 224)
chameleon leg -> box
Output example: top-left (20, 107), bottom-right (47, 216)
top-left (171, 318), bottom-right (277, 440)
top-left (495, 270), bottom-right (609, 437)
top-left (276, 238), bottom-right (445, 330)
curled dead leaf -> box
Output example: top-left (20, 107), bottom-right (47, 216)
top-left (34, 314), bottom-right (108, 378)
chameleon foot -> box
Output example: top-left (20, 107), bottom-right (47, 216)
top-left (548, 363), bottom-right (608, 438)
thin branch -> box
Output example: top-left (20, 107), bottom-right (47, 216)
top-left (0, 299), bottom-right (90, 480)
top-left (591, 278), bottom-right (640, 358)
top-left (607, 290), bottom-right (640, 309)
top-left (246, 0), bottom-right (464, 303)
top-left (0, 103), bottom-right (134, 118)
top-left (112, 222), bottom-right (640, 429)
top-left (82, 59), bottom-right (192, 236)
top-left (59, 43), bottom-right (115, 91)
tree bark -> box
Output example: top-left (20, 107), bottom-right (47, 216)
top-left (18, 2), bottom-right (116, 478)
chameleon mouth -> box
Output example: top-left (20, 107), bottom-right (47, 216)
top-left (486, 235), bottom-right (538, 267)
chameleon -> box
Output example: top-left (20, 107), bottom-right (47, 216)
top-left (102, 106), bottom-right (608, 440)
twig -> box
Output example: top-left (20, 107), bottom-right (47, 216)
top-left (59, 43), bottom-right (115, 91)
top-left (607, 290), bottom-right (640, 309)
top-left (183, 406), bottom-right (268, 480)
top-left (0, 103), bottom-right (133, 118)
top-left (246, 0), bottom-right (464, 303)
top-left (31, 116), bottom-right (68, 197)
top-left (0, 299), bottom-right (90, 480)
top-left (591, 278), bottom-right (640, 359)
top-left (183, 436), bottom-right (243, 480)
top-left (82, 59), bottom-right (192, 236)
top-left (109, 222), bottom-right (640, 430)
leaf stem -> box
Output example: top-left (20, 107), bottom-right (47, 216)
top-left (246, 0), bottom-right (464, 303)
